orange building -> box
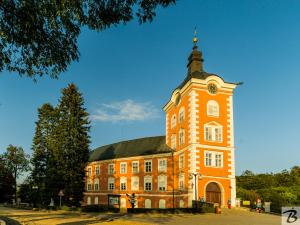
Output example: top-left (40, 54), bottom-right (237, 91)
top-left (84, 36), bottom-right (239, 208)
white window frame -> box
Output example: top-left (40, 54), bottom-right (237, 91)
top-left (108, 177), bottom-right (115, 190)
top-left (204, 124), bottom-right (223, 142)
top-left (204, 151), bottom-right (223, 168)
top-left (120, 177), bottom-right (127, 191)
top-left (179, 129), bottom-right (185, 145)
top-left (132, 161), bottom-right (139, 174)
top-left (108, 163), bottom-right (115, 175)
top-left (144, 176), bottom-right (152, 191)
top-left (87, 180), bottom-right (92, 191)
top-left (87, 167), bottom-right (92, 177)
top-left (171, 114), bottom-right (177, 128)
top-left (205, 152), bottom-right (212, 166)
top-left (179, 173), bottom-right (184, 190)
top-left (179, 154), bottom-right (184, 169)
top-left (179, 107), bottom-right (185, 123)
top-left (158, 158), bottom-right (167, 172)
top-left (94, 178), bottom-right (99, 191)
top-left (158, 175), bottom-right (167, 191)
top-left (207, 100), bottom-right (219, 117)
top-left (171, 134), bottom-right (176, 149)
top-left (144, 160), bottom-right (152, 173)
top-left (120, 162), bottom-right (127, 174)
top-left (131, 176), bottom-right (139, 191)
top-left (95, 165), bottom-right (100, 175)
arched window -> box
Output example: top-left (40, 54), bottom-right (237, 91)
top-left (179, 107), bottom-right (185, 123)
top-left (179, 129), bottom-right (185, 145)
top-left (94, 178), bottom-right (99, 191)
top-left (171, 114), bottom-right (177, 128)
top-left (94, 197), bottom-right (99, 205)
top-left (207, 100), bottom-right (219, 117)
top-left (87, 196), bottom-right (91, 205)
top-left (179, 200), bottom-right (184, 208)
top-left (171, 134), bottom-right (176, 149)
top-left (145, 199), bottom-right (151, 208)
top-left (159, 199), bottom-right (166, 208)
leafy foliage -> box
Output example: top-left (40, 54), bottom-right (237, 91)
top-left (0, 157), bottom-right (15, 203)
top-left (237, 167), bottom-right (300, 211)
top-left (1, 145), bottom-right (30, 201)
top-left (0, 0), bottom-right (176, 78)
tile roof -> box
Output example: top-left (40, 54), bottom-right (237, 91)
top-left (89, 136), bottom-right (172, 162)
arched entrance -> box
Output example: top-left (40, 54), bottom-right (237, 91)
top-left (205, 182), bottom-right (221, 205)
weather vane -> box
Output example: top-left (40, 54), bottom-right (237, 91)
top-left (193, 26), bottom-right (198, 47)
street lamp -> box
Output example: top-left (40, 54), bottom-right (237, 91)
top-left (32, 185), bottom-right (38, 208)
top-left (189, 172), bottom-right (202, 201)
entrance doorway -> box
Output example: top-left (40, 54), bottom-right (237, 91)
top-left (205, 182), bottom-right (221, 205)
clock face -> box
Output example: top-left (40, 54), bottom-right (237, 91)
top-left (208, 83), bottom-right (218, 94)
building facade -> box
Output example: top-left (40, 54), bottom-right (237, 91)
top-left (83, 37), bottom-right (239, 208)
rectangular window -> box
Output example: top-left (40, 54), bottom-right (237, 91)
top-left (120, 162), bottom-right (127, 174)
top-left (87, 183), bottom-right (92, 191)
top-left (158, 159), bottom-right (167, 172)
top-left (145, 160), bottom-right (152, 173)
top-left (94, 183), bottom-right (99, 191)
top-left (179, 129), bottom-right (185, 145)
top-left (131, 176), bottom-right (139, 191)
top-left (205, 126), bottom-right (222, 142)
top-left (205, 127), bottom-right (213, 141)
top-left (171, 134), bottom-right (176, 149)
top-left (179, 109), bottom-right (185, 123)
top-left (205, 151), bottom-right (223, 168)
top-left (108, 178), bottom-right (115, 190)
top-left (215, 127), bottom-right (222, 142)
top-left (179, 154), bottom-right (184, 169)
top-left (158, 175), bottom-right (167, 191)
top-left (120, 177), bottom-right (127, 191)
top-left (205, 152), bottom-right (212, 166)
top-left (215, 153), bottom-right (223, 167)
top-left (108, 164), bottom-right (114, 174)
top-left (95, 166), bottom-right (100, 175)
top-left (144, 176), bottom-right (152, 191)
top-left (179, 174), bottom-right (184, 190)
top-left (132, 161), bottom-right (139, 173)
top-left (87, 167), bottom-right (92, 176)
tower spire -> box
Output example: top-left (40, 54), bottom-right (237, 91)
top-left (187, 28), bottom-right (203, 73)
top-left (193, 27), bottom-right (198, 49)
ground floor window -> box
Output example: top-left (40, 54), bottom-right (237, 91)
top-left (159, 199), bottom-right (166, 208)
top-left (145, 199), bottom-right (151, 208)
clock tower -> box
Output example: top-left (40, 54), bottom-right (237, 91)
top-left (163, 33), bottom-right (239, 207)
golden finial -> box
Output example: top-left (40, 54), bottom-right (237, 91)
top-left (193, 27), bottom-right (198, 46)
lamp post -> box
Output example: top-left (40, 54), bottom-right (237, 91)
top-left (32, 185), bottom-right (38, 208)
top-left (189, 172), bottom-right (202, 202)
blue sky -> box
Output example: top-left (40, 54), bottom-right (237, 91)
top-left (0, 0), bottom-right (300, 175)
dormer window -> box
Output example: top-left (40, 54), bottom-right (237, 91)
top-left (207, 100), bottom-right (219, 117)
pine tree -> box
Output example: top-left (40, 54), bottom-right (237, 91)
top-left (56, 83), bottom-right (90, 206)
top-left (31, 103), bottom-right (59, 205)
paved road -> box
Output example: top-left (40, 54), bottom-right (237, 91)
top-left (120, 208), bottom-right (281, 225)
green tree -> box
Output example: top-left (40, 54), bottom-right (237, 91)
top-left (56, 83), bottom-right (90, 206)
top-left (1, 145), bottom-right (30, 202)
top-left (31, 103), bottom-right (58, 206)
top-left (0, 0), bottom-right (176, 79)
top-left (0, 157), bottom-right (15, 203)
